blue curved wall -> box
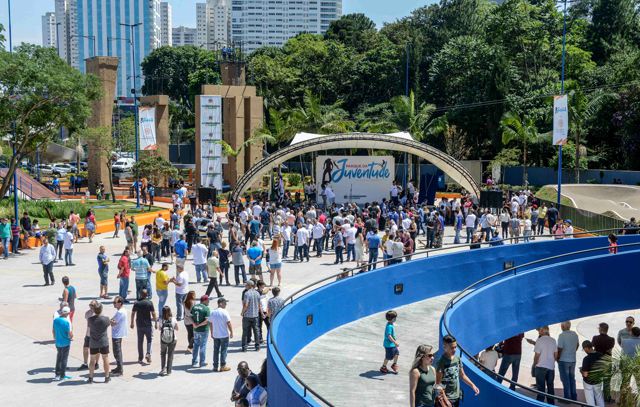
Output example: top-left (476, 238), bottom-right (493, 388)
top-left (268, 236), bottom-right (640, 407)
top-left (444, 249), bottom-right (640, 406)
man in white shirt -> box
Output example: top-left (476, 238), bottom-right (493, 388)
top-left (110, 296), bottom-right (128, 376)
top-left (345, 224), bottom-right (357, 262)
top-left (252, 203), bottom-right (262, 218)
top-left (40, 238), bottom-right (57, 285)
top-left (295, 222), bottom-right (310, 262)
top-left (63, 226), bottom-right (75, 266)
top-left (191, 238), bottom-right (208, 283)
top-left (209, 298), bottom-right (233, 372)
top-left (173, 267), bottom-right (189, 321)
top-left (465, 211), bottom-right (477, 244)
top-left (533, 326), bottom-right (558, 404)
top-left (324, 185), bottom-right (335, 207)
top-left (311, 220), bottom-right (325, 257)
top-left (154, 214), bottom-right (165, 230)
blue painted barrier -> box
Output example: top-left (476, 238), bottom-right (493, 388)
top-left (267, 235), bottom-right (640, 406)
top-left (444, 249), bottom-right (640, 406)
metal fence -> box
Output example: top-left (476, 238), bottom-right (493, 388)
top-left (538, 198), bottom-right (624, 234)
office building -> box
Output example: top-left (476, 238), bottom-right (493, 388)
top-left (42, 12), bottom-right (57, 48)
top-left (54, 0), bottom-right (79, 67)
top-left (231, 0), bottom-right (343, 54)
top-left (159, 1), bottom-right (172, 47)
top-left (196, 0), bottom-right (232, 50)
top-left (172, 26), bottom-right (197, 47)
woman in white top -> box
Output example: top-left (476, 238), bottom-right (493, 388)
top-left (354, 227), bottom-right (365, 269)
top-left (268, 237), bottom-right (282, 287)
top-left (499, 209), bottom-right (511, 239)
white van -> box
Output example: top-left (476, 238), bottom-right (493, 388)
top-left (112, 157), bottom-right (136, 173)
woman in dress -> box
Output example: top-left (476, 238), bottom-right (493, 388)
top-left (354, 227), bottom-right (365, 270)
top-left (268, 237), bottom-right (282, 287)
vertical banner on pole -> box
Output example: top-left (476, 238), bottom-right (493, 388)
top-left (553, 95), bottom-right (569, 146)
top-left (138, 107), bottom-right (157, 150)
top-left (199, 95), bottom-right (223, 189)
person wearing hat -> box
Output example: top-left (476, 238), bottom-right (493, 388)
top-left (209, 297), bottom-right (233, 372)
top-left (191, 295), bottom-right (212, 368)
top-left (53, 306), bottom-right (73, 381)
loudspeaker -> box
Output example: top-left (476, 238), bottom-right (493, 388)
top-left (480, 190), bottom-right (503, 208)
top-left (198, 187), bottom-right (217, 205)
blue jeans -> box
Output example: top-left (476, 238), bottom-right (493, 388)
top-left (558, 361), bottom-right (577, 400)
top-left (466, 227), bottom-right (475, 243)
top-left (175, 293), bottom-right (187, 321)
top-left (496, 353), bottom-right (521, 390)
top-left (314, 237), bottom-right (323, 256)
top-left (157, 289), bottom-right (168, 312)
top-left (192, 331), bottom-right (208, 365)
top-left (535, 366), bottom-right (555, 404)
top-left (346, 243), bottom-right (355, 261)
top-left (135, 279), bottom-right (148, 301)
top-left (64, 248), bottom-right (73, 265)
top-left (335, 246), bottom-right (344, 263)
top-left (213, 337), bottom-right (229, 369)
top-left (454, 228), bottom-right (461, 244)
top-left (146, 276), bottom-right (153, 300)
top-left (12, 235), bottom-right (20, 253)
top-left (195, 264), bottom-right (208, 283)
top-left (1, 237), bottom-right (8, 258)
top-left (119, 277), bottom-right (129, 301)
top-left (283, 240), bottom-right (290, 258)
top-left (368, 249), bottom-right (379, 271)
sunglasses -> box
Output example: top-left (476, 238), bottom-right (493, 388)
top-left (423, 353), bottom-right (435, 358)
top-left (626, 321), bottom-right (634, 324)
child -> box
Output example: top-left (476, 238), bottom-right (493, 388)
top-left (608, 233), bottom-right (618, 254)
top-left (380, 310), bottom-right (399, 374)
top-left (479, 344), bottom-right (499, 372)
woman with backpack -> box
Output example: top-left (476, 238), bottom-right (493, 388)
top-left (159, 306), bottom-right (178, 376)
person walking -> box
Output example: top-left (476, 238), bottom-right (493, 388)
top-left (580, 340), bottom-right (605, 407)
top-left (52, 306), bottom-right (73, 381)
top-left (173, 266), bottom-right (189, 321)
top-left (557, 321), bottom-right (579, 401)
top-left (132, 251), bottom-right (152, 301)
top-left (496, 333), bottom-right (524, 390)
top-left (87, 302), bottom-right (111, 384)
top-left (436, 335), bottom-right (480, 406)
top-left (209, 297), bottom-right (233, 372)
top-left (205, 250), bottom-right (224, 298)
top-left (63, 226), bottom-right (75, 266)
top-left (113, 212), bottom-right (121, 238)
top-left (191, 295), bottom-right (212, 368)
top-left (158, 305), bottom-right (178, 376)
top-left (268, 238), bottom-right (282, 287)
top-left (116, 249), bottom-right (131, 303)
top-left (409, 344), bottom-right (441, 407)
top-left (533, 326), bottom-right (558, 404)
top-left (110, 296), bottom-right (127, 376)
top-left (61, 276), bottom-right (77, 322)
top-left (39, 238), bottom-right (57, 286)
top-left (156, 263), bottom-right (171, 311)
top-left (241, 280), bottom-right (261, 352)
top-left (97, 246), bottom-right (110, 299)
top-left (130, 289), bottom-right (156, 364)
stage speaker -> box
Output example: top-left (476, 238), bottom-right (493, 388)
top-left (480, 190), bottom-right (503, 208)
top-left (198, 187), bottom-right (217, 205)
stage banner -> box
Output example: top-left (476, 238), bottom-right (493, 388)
top-left (200, 95), bottom-right (223, 189)
top-left (139, 107), bottom-right (157, 150)
top-left (316, 156), bottom-right (395, 204)
top-left (553, 95), bottom-right (569, 146)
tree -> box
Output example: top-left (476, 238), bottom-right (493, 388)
top-left (325, 13), bottom-right (377, 52)
top-left (132, 155), bottom-right (179, 187)
top-left (387, 91), bottom-right (436, 142)
top-left (0, 44), bottom-right (101, 198)
top-left (285, 91), bottom-right (355, 137)
top-left (77, 127), bottom-right (117, 203)
top-left (500, 111), bottom-right (546, 186)
top-left (216, 131), bottom-right (276, 159)
top-left (113, 116), bottom-right (136, 152)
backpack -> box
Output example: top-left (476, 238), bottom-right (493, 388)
top-left (160, 319), bottom-right (175, 344)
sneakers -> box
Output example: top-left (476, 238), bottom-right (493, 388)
top-left (380, 366), bottom-right (389, 374)
top-left (104, 376), bottom-right (111, 383)
top-left (77, 364), bottom-right (88, 371)
top-left (86, 377), bottom-right (93, 384)
top-left (145, 353), bottom-right (152, 363)
top-left (192, 363), bottom-right (199, 368)
top-left (219, 366), bottom-right (231, 372)
top-left (199, 362), bottom-right (208, 368)
top-left (62, 375), bottom-right (72, 380)
top-left (110, 368), bottom-right (123, 377)
top-left (52, 376), bottom-right (62, 382)
top-left (391, 363), bottom-right (399, 374)
top-left (159, 369), bottom-right (167, 376)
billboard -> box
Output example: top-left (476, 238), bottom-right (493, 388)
top-left (138, 107), bottom-right (157, 150)
top-left (553, 95), bottom-right (569, 146)
top-left (199, 95), bottom-right (223, 189)
top-left (316, 156), bottom-right (395, 204)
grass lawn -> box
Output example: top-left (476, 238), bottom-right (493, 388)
top-left (31, 200), bottom-right (164, 227)
top-left (535, 186), bottom-right (575, 207)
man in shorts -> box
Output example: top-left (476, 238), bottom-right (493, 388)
top-left (87, 302), bottom-right (111, 383)
top-left (78, 300), bottom-right (98, 371)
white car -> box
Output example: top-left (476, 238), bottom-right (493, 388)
top-left (36, 164), bottom-right (54, 175)
top-left (112, 157), bottom-right (136, 173)
top-left (51, 163), bottom-right (73, 176)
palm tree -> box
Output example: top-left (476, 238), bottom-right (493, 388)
top-left (387, 91), bottom-right (436, 142)
top-left (286, 90), bottom-right (355, 136)
top-left (500, 112), bottom-right (543, 186)
top-left (215, 131), bottom-right (276, 159)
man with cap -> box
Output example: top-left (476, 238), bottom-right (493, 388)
top-left (52, 306), bottom-right (73, 381)
top-left (191, 294), bottom-right (212, 368)
top-left (209, 297), bottom-right (233, 372)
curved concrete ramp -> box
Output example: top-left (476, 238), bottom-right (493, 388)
top-left (547, 184), bottom-right (640, 220)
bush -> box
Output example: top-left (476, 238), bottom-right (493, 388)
top-left (286, 173), bottom-right (302, 187)
top-left (0, 198), bottom-right (91, 221)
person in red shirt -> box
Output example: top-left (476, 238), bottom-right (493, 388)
top-left (496, 333), bottom-right (524, 390)
top-left (117, 249), bottom-right (131, 303)
top-left (608, 234), bottom-right (618, 254)
top-left (113, 212), bottom-right (121, 238)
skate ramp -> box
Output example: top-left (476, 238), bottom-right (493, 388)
top-left (546, 184), bottom-right (640, 220)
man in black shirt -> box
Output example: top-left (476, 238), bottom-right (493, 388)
top-left (130, 289), bottom-right (157, 364)
top-left (591, 322), bottom-right (614, 401)
top-left (580, 340), bottom-right (605, 406)
top-left (87, 302), bottom-right (111, 383)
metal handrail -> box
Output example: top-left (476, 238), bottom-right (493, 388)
top-left (441, 241), bottom-right (640, 407)
top-left (268, 227), bottom-right (624, 406)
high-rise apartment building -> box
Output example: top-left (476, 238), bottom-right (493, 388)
top-left (42, 12), bottom-right (57, 48)
top-left (159, 2), bottom-right (172, 47)
top-left (196, 0), bottom-right (232, 50)
top-left (55, 0), bottom-right (79, 67)
top-left (172, 26), bottom-right (197, 47)
top-left (231, 0), bottom-right (342, 54)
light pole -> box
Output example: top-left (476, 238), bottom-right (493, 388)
top-left (555, 0), bottom-right (568, 207)
top-left (121, 22), bottom-right (142, 209)
top-left (72, 34), bottom-right (96, 58)
top-left (7, 0), bottom-right (18, 221)
top-left (107, 36), bottom-right (129, 56)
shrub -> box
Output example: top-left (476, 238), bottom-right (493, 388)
top-left (0, 198), bottom-right (91, 221)
top-left (287, 173), bottom-right (302, 187)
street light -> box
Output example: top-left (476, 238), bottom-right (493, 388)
top-left (7, 0), bottom-right (18, 222)
top-left (107, 36), bottom-right (130, 56)
top-left (71, 34), bottom-right (96, 58)
top-left (556, 0), bottom-right (568, 206)
top-left (120, 22), bottom-right (142, 209)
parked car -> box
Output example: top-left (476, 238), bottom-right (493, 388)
top-left (36, 164), bottom-right (54, 175)
top-left (51, 163), bottom-right (73, 176)
top-left (112, 157), bottom-right (136, 173)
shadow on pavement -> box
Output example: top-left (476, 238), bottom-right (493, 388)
top-left (27, 367), bottom-right (54, 375)
top-left (132, 372), bottom-right (159, 380)
top-left (33, 340), bottom-right (56, 346)
top-left (359, 370), bottom-right (387, 381)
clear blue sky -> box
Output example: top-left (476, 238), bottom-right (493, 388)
top-left (0, 0), bottom-right (432, 47)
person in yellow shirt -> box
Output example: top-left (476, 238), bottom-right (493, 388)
top-left (205, 250), bottom-right (224, 298)
top-left (156, 263), bottom-right (171, 311)
top-left (537, 204), bottom-right (548, 235)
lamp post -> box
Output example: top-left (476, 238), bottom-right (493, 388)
top-left (7, 0), bottom-right (19, 221)
top-left (555, 0), bottom-right (568, 207)
top-left (72, 34), bottom-right (96, 57)
top-left (121, 22), bottom-right (142, 209)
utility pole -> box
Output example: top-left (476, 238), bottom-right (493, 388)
top-left (557, 0), bottom-right (568, 207)
top-left (8, 0), bottom-right (19, 221)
